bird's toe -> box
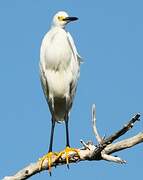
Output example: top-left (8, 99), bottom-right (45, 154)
top-left (57, 146), bottom-right (80, 168)
top-left (39, 151), bottom-right (58, 175)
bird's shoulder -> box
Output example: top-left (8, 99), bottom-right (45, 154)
top-left (67, 32), bottom-right (83, 64)
top-left (42, 27), bottom-right (67, 43)
top-left (40, 27), bottom-right (68, 57)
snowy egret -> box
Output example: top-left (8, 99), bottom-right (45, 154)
top-left (39, 11), bottom-right (82, 173)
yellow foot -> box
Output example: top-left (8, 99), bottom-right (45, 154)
top-left (57, 146), bottom-right (80, 168)
top-left (39, 152), bottom-right (58, 175)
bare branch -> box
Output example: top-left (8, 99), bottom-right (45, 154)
top-left (2, 112), bottom-right (142, 180)
top-left (101, 153), bottom-right (126, 164)
top-left (104, 132), bottom-right (143, 154)
top-left (101, 113), bottom-right (140, 145)
top-left (80, 139), bottom-right (90, 150)
top-left (92, 104), bottom-right (103, 143)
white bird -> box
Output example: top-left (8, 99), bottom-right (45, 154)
top-left (39, 11), bottom-right (82, 171)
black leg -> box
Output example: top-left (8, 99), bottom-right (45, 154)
top-left (65, 113), bottom-right (70, 147)
top-left (48, 117), bottom-right (55, 152)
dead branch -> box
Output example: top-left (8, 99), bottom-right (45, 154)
top-left (3, 106), bottom-right (142, 180)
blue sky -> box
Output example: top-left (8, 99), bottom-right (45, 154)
top-left (0, 0), bottom-right (143, 179)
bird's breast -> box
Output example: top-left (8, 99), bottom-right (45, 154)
top-left (45, 32), bottom-right (72, 71)
top-left (40, 28), bottom-right (79, 100)
top-left (45, 69), bottom-right (72, 98)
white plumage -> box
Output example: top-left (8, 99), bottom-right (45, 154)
top-left (39, 11), bottom-right (82, 171)
top-left (40, 11), bottom-right (81, 122)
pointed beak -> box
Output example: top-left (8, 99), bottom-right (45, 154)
top-left (63, 16), bottom-right (78, 22)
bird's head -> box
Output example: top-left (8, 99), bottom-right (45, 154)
top-left (52, 11), bottom-right (78, 28)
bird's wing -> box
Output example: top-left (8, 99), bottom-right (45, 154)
top-left (67, 32), bottom-right (83, 64)
top-left (67, 32), bottom-right (82, 110)
top-left (39, 62), bottom-right (49, 102)
top-left (39, 30), bottom-right (52, 102)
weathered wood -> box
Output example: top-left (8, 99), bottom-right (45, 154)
top-left (3, 111), bottom-right (141, 180)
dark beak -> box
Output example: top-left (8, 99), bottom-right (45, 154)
top-left (63, 16), bottom-right (78, 22)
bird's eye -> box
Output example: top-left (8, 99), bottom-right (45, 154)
top-left (58, 16), bottom-right (64, 21)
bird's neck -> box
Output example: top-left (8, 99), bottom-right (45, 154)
top-left (51, 24), bottom-right (66, 30)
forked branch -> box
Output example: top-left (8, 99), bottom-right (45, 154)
top-left (3, 105), bottom-right (142, 180)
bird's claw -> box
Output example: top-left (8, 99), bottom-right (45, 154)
top-left (39, 152), bottom-right (58, 175)
top-left (57, 146), bottom-right (80, 168)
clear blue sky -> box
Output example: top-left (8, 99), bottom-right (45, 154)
top-left (0, 0), bottom-right (143, 179)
